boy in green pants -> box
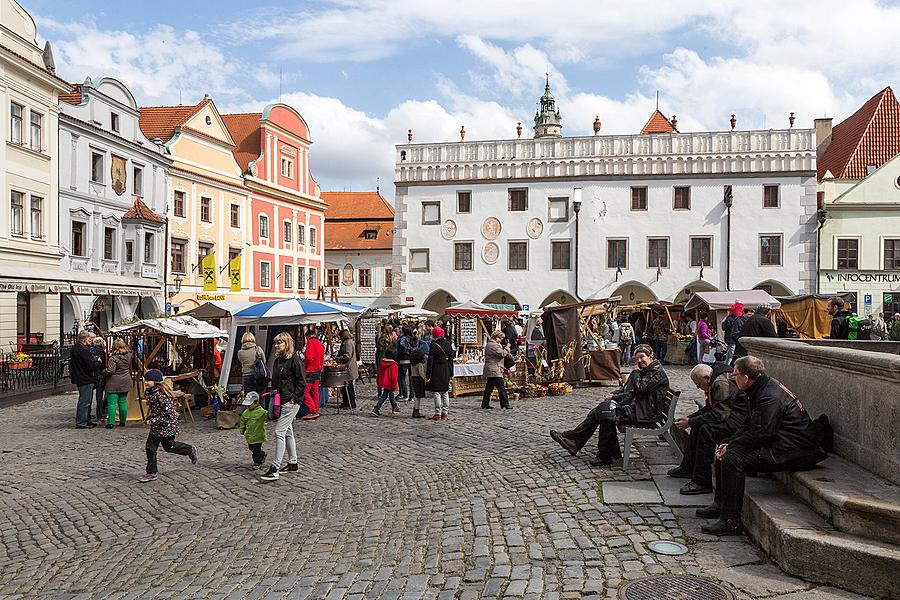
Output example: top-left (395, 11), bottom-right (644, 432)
top-left (240, 392), bottom-right (269, 468)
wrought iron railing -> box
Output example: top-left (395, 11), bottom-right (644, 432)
top-left (0, 347), bottom-right (69, 396)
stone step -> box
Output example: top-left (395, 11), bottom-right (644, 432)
top-left (770, 454), bottom-right (900, 545)
top-left (743, 476), bottom-right (900, 599)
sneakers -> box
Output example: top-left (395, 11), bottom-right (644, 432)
top-left (430, 414), bottom-right (442, 421)
top-left (105, 424), bottom-right (114, 429)
top-left (139, 473), bottom-right (158, 483)
top-left (391, 407), bottom-right (401, 414)
top-left (189, 446), bottom-right (199, 464)
top-left (371, 408), bottom-right (381, 416)
top-left (301, 413), bottom-right (320, 420)
top-left (280, 463), bottom-right (298, 473)
top-left (260, 466), bottom-right (280, 481)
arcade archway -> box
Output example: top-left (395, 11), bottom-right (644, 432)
top-left (673, 280), bottom-right (718, 304)
top-left (539, 290), bottom-right (578, 308)
top-left (482, 289), bottom-right (520, 309)
top-left (422, 289), bottom-right (457, 314)
top-left (611, 281), bottom-right (658, 305)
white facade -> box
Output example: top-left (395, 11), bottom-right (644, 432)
top-left (58, 77), bottom-right (171, 335)
top-left (324, 250), bottom-right (394, 308)
top-left (393, 128), bottom-right (818, 311)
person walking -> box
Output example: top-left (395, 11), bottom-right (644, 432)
top-left (648, 314), bottom-right (670, 363)
top-left (696, 312), bottom-right (712, 364)
top-left (302, 328), bottom-right (325, 420)
top-left (91, 336), bottom-right (108, 422)
top-left (619, 317), bottom-right (635, 366)
top-left (426, 326), bottom-right (453, 420)
top-left (102, 338), bottom-right (132, 428)
top-left (722, 303), bottom-right (745, 365)
top-left (410, 335), bottom-right (429, 418)
top-left (482, 330), bottom-right (511, 409)
top-left (139, 369), bottom-right (198, 482)
top-left (237, 331), bottom-right (266, 396)
top-left (239, 391), bottom-right (268, 468)
top-left (397, 326), bottom-right (414, 401)
top-left (372, 349), bottom-right (400, 415)
top-left (71, 330), bottom-right (101, 429)
top-left (336, 330), bottom-right (359, 410)
top-left (260, 332), bottom-right (306, 482)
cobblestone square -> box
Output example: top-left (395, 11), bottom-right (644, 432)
top-left (0, 366), bottom-right (870, 599)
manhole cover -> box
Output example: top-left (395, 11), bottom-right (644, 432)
top-left (620, 575), bottom-right (734, 600)
top-left (647, 540), bottom-right (689, 556)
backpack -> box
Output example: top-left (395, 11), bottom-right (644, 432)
top-left (252, 348), bottom-right (271, 386)
top-left (847, 315), bottom-right (872, 340)
top-left (620, 324), bottom-right (633, 344)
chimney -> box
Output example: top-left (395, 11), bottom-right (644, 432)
top-left (814, 117), bottom-right (833, 161)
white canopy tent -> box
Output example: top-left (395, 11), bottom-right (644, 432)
top-left (180, 300), bottom-right (252, 321)
top-left (112, 315), bottom-right (227, 339)
top-left (684, 289), bottom-right (781, 333)
top-left (396, 307), bottom-right (438, 319)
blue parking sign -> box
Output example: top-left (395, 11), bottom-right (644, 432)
top-left (864, 294), bottom-right (872, 305)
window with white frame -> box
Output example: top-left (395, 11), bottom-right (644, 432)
top-left (174, 190), bottom-right (185, 217)
top-left (171, 240), bottom-right (186, 273)
top-left (885, 239), bottom-right (900, 270)
top-left (29, 111), bottom-right (42, 151)
top-left (283, 221), bottom-right (292, 244)
top-left (10, 191), bottom-right (24, 236)
top-left (551, 240), bottom-right (571, 270)
top-left (298, 266), bottom-right (306, 289)
top-left (454, 242), bottom-right (473, 271)
top-left (72, 221), bottom-right (86, 256)
top-left (326, 268), bottom-right (339, 287)
top-left (422, 201), bottom-right (440, 225)
top-left (647, 237), bottom-right (669, 268)
top-left (508, 188), bottom-right (527, 211)
top-left (260, 261), bottom-right (271, 288)
top-left (548, 197), bottom-right (569, 222)
top-left (759, 234), bottom-right (782, 266)
top-left (110, 112), bottom-right (120, 133)
top-left (104, 227), bottom-right (116, 260)
top-left (91, 151), bottom-right (104, 183)
top-left (606, 238), bottom-right (628, 269)
top-left (125, 240), bottom-right (134, 263)
top-left (410, 249), bottom-right (430, 272)
top-left (308, 267), bottom-right (317, 289)
top-left (9, 102), bottom-right (23, 144)
top-left (133, 165), bottom-right (143, 196)
top-left (144, 232), bottom-right (155, 263)
top-left (200, 197), bottom-right (211, 222)
top-left (230, 204), bottom-right (240, 228)
top-left (284, 264), bottom-right (293, 289)
top-left (298, 224), bottom-right (305, 246)
top-left (280, 157), bottom-right (294, 178)
top-left (836, 238), bottom-right (859, 270)
top-left (30, 196), bottom-right (43, 239)
top-left (457, 191), bottom-right (471, 213)
top-left (690, 236), bottom-right (712, 267)
top-left (508, 241), bottom-right (528, 270)
top-left (259, 214), bottom-right (269, 239)
top-left (763, 185), bottom-right (780, 208)
top-left (358, 268), bottom-right (372, 287)
top-left (310, 227), bottom-right (317, 248)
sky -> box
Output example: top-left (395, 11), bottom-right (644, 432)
top-left (24, 0), bottom-right (900, 198)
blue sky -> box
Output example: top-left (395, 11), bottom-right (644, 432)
top-left (25, 0), bottom-right (900, 196)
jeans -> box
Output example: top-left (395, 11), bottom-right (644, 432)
top-left (653, 340), bottom-right (668, 363)
top-left (620, 343), bottom-right (633, 366)
top-left (76, 384), bottom-right (94, 426)
top-left (375, 389), bottom-right (398, 411)
top-left (95, 383), bottom-right (106, 420)
top-left (248, 442), bottom-right (266, 465)
top-left (398, 362), bottom-right (411, 398)
top-left (106, 392), bottom-right (128, 425)
top-left (725, 343), bottom-right (736, 365)
top-left (432, 390), bottom-right (450, 416)
top-left (145, 434), bottom-right (193, 474)
top-left (272, 402), bottom-right (300, 468)
top-left (482, 377), bottom-right (509, 408)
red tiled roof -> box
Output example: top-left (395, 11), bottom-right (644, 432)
top-left (59, 83), bottom-right (83, 105)
top-left (640, 109), bottom-right (676, 134)
top-left (818, 86), bottom-right (900, 180)
top-left (221, 113), bottom-right (262, 173)
top-left (122, 197), bottom-right (165, 224)
top-left (321, 192), bottom-right (394, 221)
top-left (139, 98), bottom-right (210, 143)
top-left (325, 221), bottom-right (393, 251)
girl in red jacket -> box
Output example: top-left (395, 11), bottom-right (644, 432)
top-left (372, 349), bottom-right (400, 415)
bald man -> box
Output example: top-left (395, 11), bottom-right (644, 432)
top-left (667, 363), bottom-right (747, 495)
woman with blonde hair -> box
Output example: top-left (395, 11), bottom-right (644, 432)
top-left (260, 331), bottom-right (306, 482)
top-left (237, 330), bottom-right (266, 395)
top-left (102, 338), bottom-right (132, 428)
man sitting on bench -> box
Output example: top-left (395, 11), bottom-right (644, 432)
top-left (550, 344), bottom-right (669, 466)
top-left (699, 356), bottom-right (827, 536)
top-left (667, 363), bottom-right (747, 495)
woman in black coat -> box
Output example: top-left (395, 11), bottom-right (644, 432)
top-left (260, 332), bottom-right (306, 482)
top-left (425, 326), bottom-right (453, 421)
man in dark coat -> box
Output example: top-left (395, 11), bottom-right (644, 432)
top-left (550, 344), bottom-right (669, 466)
top-left (70, 330), bottom-right (101, 429)
top-left (827, 296), bottom-right (854, 339)
top-left (699, 356), bottom-right (827, 536)
top-left (668, 363), bottom-right (747, 494)
top-left (733, 303), bottom-right (777, 359)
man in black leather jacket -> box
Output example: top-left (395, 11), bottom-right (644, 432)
top-left (699, 356), bottom-right (827, 535)
top-left (550, 344), bottom-right (669, 466)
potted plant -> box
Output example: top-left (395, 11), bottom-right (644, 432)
top-left (8, 351), bottom-right (32, 370)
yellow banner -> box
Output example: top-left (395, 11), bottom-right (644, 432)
top-left (201, 252), bottom-right (217, 292)
top-left (229, 254), bottom-right (241, 292)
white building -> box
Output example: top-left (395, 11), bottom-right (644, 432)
top-left (58, 77), bottom-right (171, 335)
top-left (392, 83), bottom-right (819, 312)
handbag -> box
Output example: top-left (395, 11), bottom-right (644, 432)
top-left (503, 354), bottom-right (515, 369)
top-left (273, 392), bottom-right (281, 419)
top-left (252, 348), bottom-right (271, 385)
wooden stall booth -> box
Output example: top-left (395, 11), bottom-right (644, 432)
top-left (773, 293), bottom-right (855, 339)
top-left (684, 290), bottom-right (781, 364)
top-left (541, 297), bottom-right (623, 386)
top-left (618, 301), bottom-right (689, 365)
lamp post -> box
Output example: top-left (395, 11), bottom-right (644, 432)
top-left (816, 208), bottom-right (828, 294)
top-left (573, 188), bottom-right (582, 300)
top-left (723, 186), bottom-right (733, 291)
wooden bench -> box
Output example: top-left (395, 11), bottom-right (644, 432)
top-left (621, 388), bottom-right (682, 470)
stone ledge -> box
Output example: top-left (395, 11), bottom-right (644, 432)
top-left (742, 477), bottom-right (900, 599)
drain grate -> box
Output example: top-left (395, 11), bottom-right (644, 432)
top-left (619, 575), bottom-right (734, 600)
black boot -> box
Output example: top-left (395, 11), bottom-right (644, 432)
top-left (696, 503), bottom-right (720, 518)
top-left (701, 518), bottom-right (742, 536)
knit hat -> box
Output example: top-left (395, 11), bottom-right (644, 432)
top-left (728, 302), bottom-right (744, 317)
top-left (242, 391), bottom-right (260, 406)
top-left (432, 326), bottom-right (445, 338)
top-left (756, 302), bottom-right (773, 314)
top-left (143, 368), bottom-right (164, 382)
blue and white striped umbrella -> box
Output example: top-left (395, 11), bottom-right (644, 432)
top-left (234, 298), bottom-right (366, 319)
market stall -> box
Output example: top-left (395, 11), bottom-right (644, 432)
top-left (773, 293), bottom-right (855, 339)
top-left (618, 301), bottom-right (689, 364)
top-left (541, 297), bottom-right (622, 386)
top-left (684, 290), bottom-right (781, 362)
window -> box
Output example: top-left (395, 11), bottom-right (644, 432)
top-left (457, 191), bottom-right (471, 213)
top-left (760, 235), bottom-right (782, 266)
top-left (91, 152), bottom-right (104, 183)
top-left (71, 221), bottom-right (85, 256)
top-left (508, 188), bottom-right (527, 211)
top-left (836, 238), bottom-right (859, 270)
top-left (260, 262), bottom-right (271, 288)
top-left (10, 191), bottom-right (24, 236)
top-left (673, 186), bottom-right (691, 210)
top-left (508, 241), bottom-right (528, 270)
top-left (29, 111), bottom-right (42, 151)
top-left (648, 237), bottom-right (669, 268)
top-left (454, 242), bottom-right (473, 271)
top-left (607, 239), bottom-right (628, 269)
top-left (385, 268), bottom-right (393, 288)
top-left (410, 249), bottom-right (430, 272)
top-left (125, 240), bottom-right (134, 263)
top-left (259, 215), bottom-right (269, 239)
top-left (551, 240), bottom-right (571, 270)
top-left (284, 264), bottom-right (293, 289)
top-left (104, 227), bottom-right (115, 260)
top-left (173, 190), bottom-right (185, 217)
top-left (171, 240), bottom-right (185, 273)
top-left (548, 197), bottom-right (569, 222)
top-left (9, 102), bottom-right (23, 144)
top-left (310, 227), bottom-right (317, 248)
top-left (363, 229), bottom-right (377, 240)
top-left (144, 232), bottom-right (155, 263)
top-left (133, 166), bottom-right (143, 196)
top-left (298, 224), bottom-right (305, 246)
top-left (422, 202), bottom-right (440, 225)
top-left (308, 267), bottom-right (317, 290)
top-left (631, 187), bottom-right (648, 211)
top-left (198, 242), bottom-right (213, 260)
top-left (280, 157), bottom-right (294, 178)
top-left (359, 268), bottom-right (372, 287)
top-left (326, 268), bottom-right (340, 287)
top-left (690, 236), bottom-right (712, 267)
top-left (200, 197), bottom-right (211, 222)
top-left (280, 221), bottom-right (290, 245)
top-left (110, 112), bottom-right (119, 133)
top-left (230, 204), bottom-right (240, 228)
top-left (763, 185), bottom-right (780, 208)
top-left (885, 239), bottom-right (900, 270)
top-left (298, 266), bottom-right (306, 289)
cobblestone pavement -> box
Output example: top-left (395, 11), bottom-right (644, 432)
top-left (0, 365), bottom-right (870, 599)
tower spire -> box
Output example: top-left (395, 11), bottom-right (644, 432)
top-left (533, 75), bottom-right (562, 139)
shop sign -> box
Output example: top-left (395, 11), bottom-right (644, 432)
top-left (405, 296), bottom-right (414, 302)
top-left (198, 294), bottom-right (226, 301)
top-left (141, 265), bottom-right (159, 278)
top-left (0, 282), bottom-right (26, 291)
top-left (824, 271), bottom-right (900, 283)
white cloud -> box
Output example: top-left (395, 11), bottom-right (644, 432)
top-left (457, 35), bottom-right (567, 99)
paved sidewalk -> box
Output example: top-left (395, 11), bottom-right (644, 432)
top-left (0, 365), bottom-right (870, 599)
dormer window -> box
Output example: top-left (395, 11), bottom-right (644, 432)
top-left (110, 112), bottom-right (120, 133)
top-left (363, 230), bottom-right (377, 240)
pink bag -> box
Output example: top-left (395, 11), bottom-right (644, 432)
top-left (273, 392), bottom-right (281, 419)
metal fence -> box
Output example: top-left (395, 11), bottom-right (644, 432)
top-left (0, 347), bottom-right (69, 396)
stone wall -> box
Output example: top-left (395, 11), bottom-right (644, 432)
top-left (742, 337), bottom-right (900, 485)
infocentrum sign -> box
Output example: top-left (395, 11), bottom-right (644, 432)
top-left (824, 271), bottom-right (900, 283)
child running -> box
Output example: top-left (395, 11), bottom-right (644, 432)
top-left (372, 349), bottom-right (400, 416)
top-left (140, 369), bottom-right (198, 482)
top-left (239, 391), bottom-right (268, 468)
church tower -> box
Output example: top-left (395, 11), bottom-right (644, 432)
top-left (533, 74), bottom-right (562, 138)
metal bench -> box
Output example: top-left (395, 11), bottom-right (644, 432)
top-left (622, 389), bottom-right (682, 470)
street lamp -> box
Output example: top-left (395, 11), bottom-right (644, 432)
top-left (573, 189), bottom-right (582, 300)
top-left (172, 273), bottom-right (183, 296)
top-left (723, 185), bottom-right (733, 290)
top-left (816, 208), bottom-right (828, 293)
